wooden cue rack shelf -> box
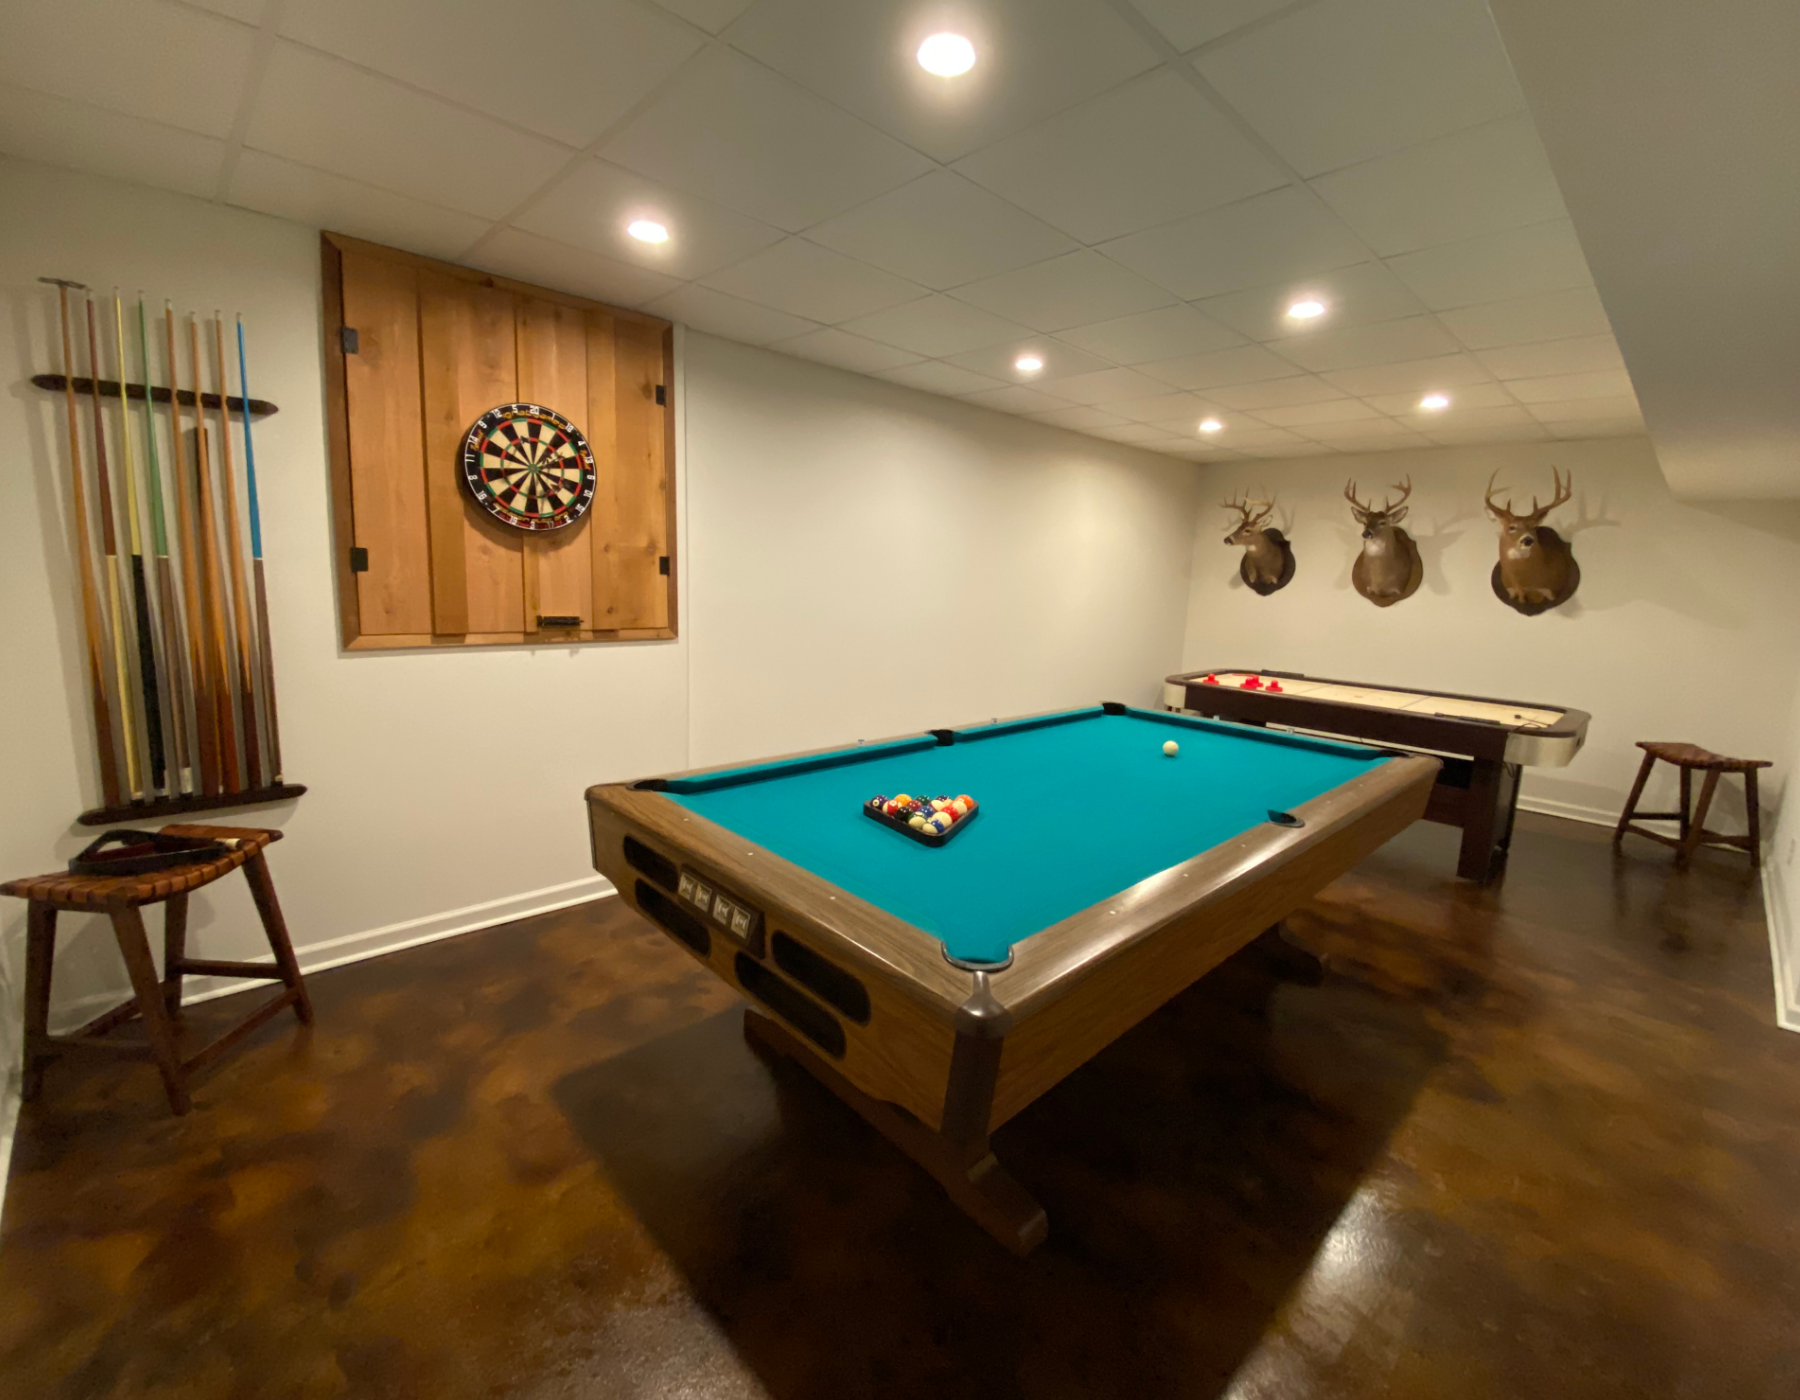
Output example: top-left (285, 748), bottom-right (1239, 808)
top-left (322, 233), bottom-right (677, 651)
top-left (30, 375), bottom-right (280, 420)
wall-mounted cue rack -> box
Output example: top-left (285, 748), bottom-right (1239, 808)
top-left (35, 279), bottom-right (303, 827)
top-left (321, 232), bottom-right (677, 651)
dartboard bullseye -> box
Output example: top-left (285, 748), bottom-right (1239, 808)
top-left (460, 403), bottom-right (598, 532)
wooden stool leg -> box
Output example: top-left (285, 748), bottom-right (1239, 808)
top-left (243, 852), bottom-right (312, 1025)
top-left (1614, 751), bottom-right (1657, 844)
top-left (1678, 766), bottom-right (1693, 841)
top-left (110, 906), bottom-right (191, 1114)
top-left (1745, 770), bottom-right (1763, 867)
top-left (22, 903), bottom-right (57, 1101)
top-left (1678, 769), bottom-right (1721, 869)
top-left (162, 892), bottom-right (189, 1020)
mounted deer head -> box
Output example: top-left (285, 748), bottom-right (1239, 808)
top-left (1222, 493), bottom-right (1295, 595)
top-left (1345, 477), bottom-right (1422, 607)
top-left (1486, 467), bottom-right (1580, 614)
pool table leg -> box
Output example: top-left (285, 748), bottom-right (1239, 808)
top-left (743, 1009), bottom-right (1049, 1257)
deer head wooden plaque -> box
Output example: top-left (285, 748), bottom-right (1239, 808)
top-left (1222, 494), bottom-right (1295, 596)
top-left (1485, 468), bottom-right (1580, 615)
top-left (1345, 478), bottom-right (1423, 607)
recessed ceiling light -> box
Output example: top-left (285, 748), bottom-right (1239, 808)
top-left (1286, 299), bottom-right (1326, 320)
top-left (1199, 418), bottom-right (1223, 433)
top-left (627, 219), bottom-right (669, 244)
top-left (1014, 354), bottom-right (1044, 374)
top-left (917, 33), bottom-right (976, 76)
top-left (1419, 393), bottom-right (1451, 411)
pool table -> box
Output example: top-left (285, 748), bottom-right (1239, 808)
top-left (585, 704), bottom-right (1438, 1253)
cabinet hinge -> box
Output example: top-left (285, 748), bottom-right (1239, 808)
top-left (654, 384), bottom-right (666, 406)
top-left (341, 326), bottom-right (359, 354)
top-left (349, 546), bottom-right (369, 573)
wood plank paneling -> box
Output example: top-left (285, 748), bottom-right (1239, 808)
top-left (585, 311), bottom-right (618, 628)
top-left (517, 299), bottom-right (593, 635)
top-left (340, 256), bottom-right (430, 635)
top-left (419, 272), bottom-right (522, 634)
top-left (594, 320), bottom-right (669, 629)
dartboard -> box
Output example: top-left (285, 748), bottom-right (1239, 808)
top-left (460, 402), bottom-right (597, 532)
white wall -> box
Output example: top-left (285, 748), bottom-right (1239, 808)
top-left (682, 334), bottom-right (1197, 764)
top-left (0, 159), bottom-right (1196, 1069)
top-left (1181, 438), bottom-right (1800, 831)
top-left (1763, 683), bottom-right (1800, 1030)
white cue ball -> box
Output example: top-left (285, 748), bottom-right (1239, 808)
top-left (1163, 740), bottom-right (1179, 757)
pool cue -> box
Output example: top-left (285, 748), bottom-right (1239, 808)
top-left (166, 300), bottom-right (221, 795)
top-left (188, 312), bottom-right (242, 792)
top-left (42, 278), bottom-right (123, 808)
top-left (86, 293), bottom-right (145, 799)
top-left (237, 316), bottom-right (283, 782)
top-left (213, 313), bottom-right (262, 789)
top-left (139, 295), bottom-right (191, 793)
top-left (115, 289), bottom-right (167, 794)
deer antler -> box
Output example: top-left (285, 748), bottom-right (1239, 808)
top-left (1344, 479), bottom-right (1374, 520)
top-left (1223, 492), bottom-right (1274, 529)
top-left (1384, 476), bottom-right (1412, 512)
top-left (1528, 465), bottom-right (1573, 522)
top-left (1485, 469), bottom-right (1518, 523)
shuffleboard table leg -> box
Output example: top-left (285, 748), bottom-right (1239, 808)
top-left (742, 1008), bottom-right (1049, 1256)
top-left (1457, 758), bottom-right (1516, 883)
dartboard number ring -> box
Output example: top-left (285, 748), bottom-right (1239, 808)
top-left (460, 402), bottom-right (598, 532)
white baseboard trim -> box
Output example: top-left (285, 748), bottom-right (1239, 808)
top-left (48, 875), bottom-right (616, 1032)
top-left (1517, 794), bottom-right (1620, 828)
top-left (0, 1069), bottom-right (19, 1232)
top-left (1761, 862), bottom-right (1800, 1034)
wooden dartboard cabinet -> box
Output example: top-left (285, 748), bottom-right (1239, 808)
top-left (321, 233), bottom-right (676, 650)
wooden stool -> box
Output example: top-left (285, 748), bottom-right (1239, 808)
top-left (1, 825), bottom-right (312, 1114)
top-left (1613, 743), bottom-right (1771, 868)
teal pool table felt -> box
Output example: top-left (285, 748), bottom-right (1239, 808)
top-left (661, 708), bottom-right (1390, 967)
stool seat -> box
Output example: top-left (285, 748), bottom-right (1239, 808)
top-left (1635, 741), bottom-right (1772, 774)
top-left (3, 824), bottom-right (312, 1115)
top-left (1615, 745), bottom-right (1768, 868)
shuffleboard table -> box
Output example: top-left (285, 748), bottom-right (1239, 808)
top-left (1166, 669), bottom-right (1590, 883)
top-left (586, 704), bottom-right (1437, 1253)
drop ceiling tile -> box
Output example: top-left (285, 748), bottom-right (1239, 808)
top-left (1504, 369), bottom-right (1636, 404)
top-left (1209, 426), bottom-right (1312, 449)
top-left (1089, 421), bottom-right (1173, 444)
top-left (1405, 403), bottom-right (1537, 430)
top-left (1542, 418), bottom-right (1646, 440)
top-left (1195, 0), bottom-right (1523, 177)
top-left (1030, 406), bottom-right (1131, 432)
top-left (1475, 336), bottom-right (1624, 382)
top-left (1139, 344), bottom-right (1303, 390)
top-left (1152, 441), bottom-right (1249, 461)
top-left (4, 0), bottom-right (255, 139)
top-left (1311, 116), bottom-right (1569, 256)
top-left (185, 0), bottom-right (265, 20)
top-left (280, 0), bottom-right (701, 148)
top-left (1249, 398), bottom-right (1383, 428)
top-left (1100, 187), bottom-right (1368, 300)
top-left (1129, 0), bottom-right (1299, 52)
top-left (1207, 376), bottom-right (1353, 410)
top-left (1040, 367), bottom-right (1174, 406)
top-left (875, 360), bottom-right (1007, 396)
top-left (840, 295), bottom-right (1034, 359)
top-left (642, 284), bottom-right (822, 345)
top-left (1320, 353), bottom-right (1495, 397)
top-left (1058, 305), bottom-right (1244, 364)
top-left (1301, 419), bottom-right (1431, 447)
top-left (600, 46), bottom-right (932, 231)
top-left (960, 385), bottom-right (1074, 414)
top-left (772, 327), bottom-right (923, 374)
top-left (1421, 420), bottom-right (1551, 445)
top-left (942, 338), bottom-right (1114, 385)
top-left (1099, 392), bottom-right (1221, 426)
top-left (1268, 315), bottom-right (1459, 372)
top-left (649, 0), bottom-right (755, 31)
top-left (1236, 440), bottom-right (1341, 458)
top-left (1361, 382), bottom-right (1516, 414)
top-left (1197, 261), bottom-right (1425, 342)
top-left (467, 228), bottom-right (682, 306)
top-left (812, 176), bottom-right (1076, 295)
top-left (227, 150), bottom-right (490, 259)
top-left (515, 158), bottom-right (782, 280)
top-left (1523, 395), bottom-right (1643, 423)
top-left (726, 0), bottom-right (1159, 163)
top-left (700, 238), bottom-right (926, 323)
top-left (1439, 287), bottom-right (1612, 348)
top-left (953, 68), bottom-right (1285, 244)
top-left (1386, 219), bottom-right (1593, 311)
top-left (952, 251), bottom-right (1176, 332)
top-left (0, 87), bottom-right (225, 200)
top-left (246, 44), bottom-right (572, 219)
